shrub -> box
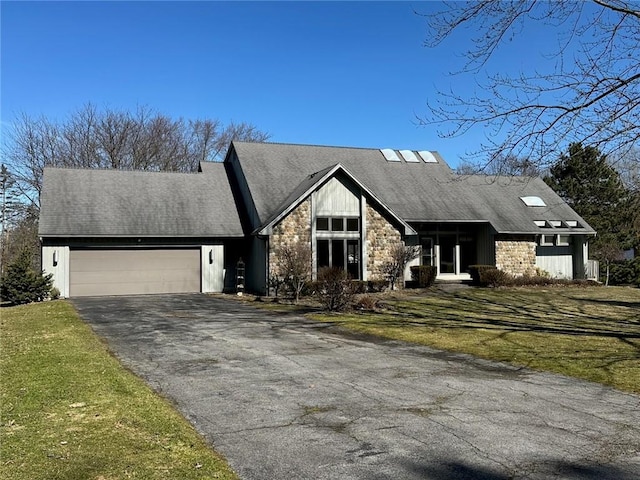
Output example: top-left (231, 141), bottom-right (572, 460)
top-left (1, 249), bottom-right (53, 305)
top-left (468, 265), bottom-right (497, 285)
top-left (380, 243), bottom-right (420, 290)
top-left (367, 279), bottom-right (388, 293)
top-left (268, 274), bottom-right (286, 297)
top-left (410, 265), bottom-right (437, 288)
top-left (479, 268), bottom-right (512, 287)
top-left (351, 281), bottom-right (368, 294)
top-left (353, 294), bottom-right (379, 311)
top-left (510, 274), bottom-right (558, 287)
top-left (315, 267), bottom-right (354, 312)
top-left (50, 287), bottom-right (61, 300)
top-left (275, 243), bottom-right (312, 303)
top-left (608, 258), bottom-right (640, 286)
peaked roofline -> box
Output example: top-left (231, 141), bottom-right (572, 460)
top-left (255, 163), bottom-right (416, 237)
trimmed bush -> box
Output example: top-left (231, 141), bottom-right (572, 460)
top-left (1, 249), bottom-right (53, 305)
top-left (410, 265), bottom-right (437, 288)
top-left (468, 265), bottom-right (497, 285)
top-left (479, 268), bottom-right (511, 287)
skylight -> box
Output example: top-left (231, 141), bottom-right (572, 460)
top-left (418, 151), bottom-right (438, 163)
top-left (380, 149), bottom-right (400, 162)
top-left (399, 150), bottom-right (420, 163)
top-left (564, 220), bottom-right (583, 228)
top-left (520, 196), bottom-right (546, 207)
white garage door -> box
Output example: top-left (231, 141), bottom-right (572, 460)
top-left (70, 248), bottom-right (201, 297)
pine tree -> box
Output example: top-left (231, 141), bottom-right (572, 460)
top-left (545, 143), bottom-right (633, 247)
top-left (0, 248), bottom-right (53, 305)
top-left (544, 143), bottom-right (634, 283)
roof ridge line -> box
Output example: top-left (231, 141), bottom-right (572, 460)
top-left (43, 166), bottom-right (202, 175)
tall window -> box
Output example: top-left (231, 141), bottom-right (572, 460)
top-left (421, 238), bottom-right (434, 266)
top-left (316, 217), bottom-right (360, 279)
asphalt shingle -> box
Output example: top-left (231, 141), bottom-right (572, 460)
top-left (230, 141), bottom-right (595, 235)
top-left (39, 162), bottom-right (243, 237)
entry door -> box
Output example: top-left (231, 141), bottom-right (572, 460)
top-left (439, 235), bottom-right (456, 274)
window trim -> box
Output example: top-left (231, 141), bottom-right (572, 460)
top-left (316, 237), bottom-right (360, 279)
top-left (539, 234), bottom-right (555, 246)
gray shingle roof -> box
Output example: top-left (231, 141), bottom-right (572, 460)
top-left (230, 141), bottom-right (595, 235)
top-left (39, 163), bottom-right (244, 237)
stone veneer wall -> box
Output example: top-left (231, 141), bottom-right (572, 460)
top-left (366, 204), bottom-right (402, 280)
top-left (495, 235), bottom-right (537, 277)
top-left (269, 199), bottom-right (311, 278)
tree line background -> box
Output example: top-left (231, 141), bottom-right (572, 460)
top-left (1, 104), bottom-right (269, 274)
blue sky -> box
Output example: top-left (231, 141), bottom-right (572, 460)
top-left (2, 1), bottom-right (558, 167)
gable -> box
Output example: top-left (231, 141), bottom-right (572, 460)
top-left (254, 163), bottom-right (415, 237)
top-left (315, 176), bottom-right (359, 216)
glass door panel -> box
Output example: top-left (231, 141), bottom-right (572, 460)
top-left (439, 235), bottom-right (456, 274)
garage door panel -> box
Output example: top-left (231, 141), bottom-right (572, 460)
top-left (70, 249), bottom-right (200, 296)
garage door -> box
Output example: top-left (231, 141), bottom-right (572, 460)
top-left (70, 249), bottom-right (200, 297)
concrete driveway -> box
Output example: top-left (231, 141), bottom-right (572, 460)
top-left (72, 294), bottom-right (640, 480)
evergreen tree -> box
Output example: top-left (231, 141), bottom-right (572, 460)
top-left (0, 248), bottom-right (53, 305)
top-left (544, 143), bottom-right (635, 282)
top-left (545, 143), bottom-right (633, 248)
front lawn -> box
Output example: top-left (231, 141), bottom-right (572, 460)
top-left (311, 286), bottom-right (640, 394)
top-left (0, 301), bottom-right (237, 480)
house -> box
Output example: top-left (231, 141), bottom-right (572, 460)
top-left (39, 141), bottom-right (596, 297)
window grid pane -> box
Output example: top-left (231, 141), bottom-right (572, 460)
top-left (331, 218), bottom-right (344, 231)
top-left (317, 218), bottom-right (329, 231)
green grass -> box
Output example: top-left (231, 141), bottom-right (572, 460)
top-left (0, 301), bottom-right (237, 480)
top-left (310, 286), bottom-right (640, 394)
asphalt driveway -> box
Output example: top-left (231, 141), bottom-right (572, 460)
top-left (72, 294), bottom-right (640, 480)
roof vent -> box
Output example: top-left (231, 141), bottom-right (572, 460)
top-left (521, 196), bottom-right (546, 207)
top-left (381, 149), bottom-right (401, 162)
top-left (418, 151), bottom-right (438, 163)
top-left (399, 150), bottom-right (420, 163)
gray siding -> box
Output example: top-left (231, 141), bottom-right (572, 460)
top-left (247, 236), bottom-right (268, 295)
top-left (536, 245), bottom-right (573, 279)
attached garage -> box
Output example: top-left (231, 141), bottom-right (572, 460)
top-left (39, 162), bottom-right (242, 298)
top-left (69, 248), bottom-right (201, 297)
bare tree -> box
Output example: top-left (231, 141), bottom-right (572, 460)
top-left (1, 104), bottom-right (270, 273)
top-left (3, 104), bottom-right (270, 211)
top-left (456, 154), bottom-right (541, 177)
top-left (381, 243), bottom-right (421, 290)
top-left (420, 1), bottom-right (640, 170)
top-left (276, 243), bottom-right (312, 303)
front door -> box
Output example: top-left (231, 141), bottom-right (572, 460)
top-left (439, 235), bottom-right (456, 274)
